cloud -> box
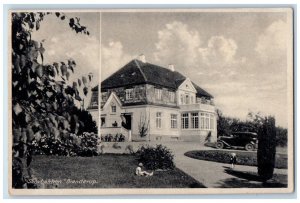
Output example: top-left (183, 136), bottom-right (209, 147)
top-left (153, 21), bottom-right (201, 68)
top-left (153, 21), bottom-right (244, 77)
top-left (199, 36), bottom-right (245, 67)
top-left (151, 20), bottom-right (289, 127)
top-left (101, 41), bottom-right (133, 80)
top-left (255, 20), bottom-right (288, 63)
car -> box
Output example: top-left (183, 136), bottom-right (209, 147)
top-left (216, 132), bottom-right (258, 151)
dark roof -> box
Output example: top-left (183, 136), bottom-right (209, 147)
top-left (98, 59), bottom-right (213, 98)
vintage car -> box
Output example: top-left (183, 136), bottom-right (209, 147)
top-left (216, 132), bottom-right (258, 151)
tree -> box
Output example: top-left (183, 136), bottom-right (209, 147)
top-left (138, 112), bottom-right (150, 139)
top-left (257, 116), bottom-right (277, 182)
top-left (11, 12), bottom-right (95, 188)
top-left (216, 109), bottom-right (234, 136)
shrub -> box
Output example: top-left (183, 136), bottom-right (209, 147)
top-left (257, 116), bottom-right (277, 182)
top-left (276, 127), bottom-right (288, 147)
top-left (136, 144), bottom-right (175, 170)
top-left (31, 132), bottom-right (98, 156)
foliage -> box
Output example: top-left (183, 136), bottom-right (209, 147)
top-left (138, 113), bottom-right (150, 138)
top-left (216, 110), bottom-right (287, 146)
top-left (31, 132), bottom-right (98, 157)
top-left (136, 145), bottom-right (175, 170)
top-left (101, 133), bottom-right (125, 142)
top-left (276, 127), bottom-right (288, 147)
top-left (184, 150), bottom-right (287, 169)
top-left (11, 12), bottom-right (94, 188)
top-left (257, 116), bottom-right (277, 182)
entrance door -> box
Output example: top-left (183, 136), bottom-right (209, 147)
top-left (121, 114), bottom-right (132, 130)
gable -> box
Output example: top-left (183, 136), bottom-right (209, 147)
top-left (102, 92), bottom-right (122, 111)
top-left (178, 78), bottom-right (197, 93)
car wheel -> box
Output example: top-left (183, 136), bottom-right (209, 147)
top-left (245, 143), bottom-right (254, 151)
top-left (216, 141), bottom-right (224, 149)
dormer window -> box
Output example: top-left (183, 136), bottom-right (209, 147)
top-left (155, 88), bottom-right (162, 100)
top-left (169, 91), bottom-right (175, 102)
top-left (126, 88), bottom-right (134, 100)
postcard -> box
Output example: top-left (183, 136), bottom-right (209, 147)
top-left (8, 8), bottom-right (294, 195)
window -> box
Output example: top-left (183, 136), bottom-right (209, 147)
top-left (181, 113), bottom-right (189, 129)
top-left (210, 114), bottom-right (215, 130)
top-left (191, 113), bottom-right (199, 129)
top-left (180, 94), bottom-right (184, 104)
top-left (155, 88), bottom-right (162, 100)
top-left (111, 105), bottom-right (116, 113)
top-left (126, 88), bottom-right (134, 100)
top-left (200, 113), bottom-right (214, 130)
top-left (156, 112), bottom-right (162, 128)
top-left (205, 113), bottom-right (209, 129)
top-left (169, 91), bottom-right (175, 102)
top-left (171, 114), bottom-right (178, 129)
top-left (200, 113), bottom-right (205, 129)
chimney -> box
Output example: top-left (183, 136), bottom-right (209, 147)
top-left (138, 54), bottom-right (146, 63)
top-left (168, 64), bottom-right (175, 72)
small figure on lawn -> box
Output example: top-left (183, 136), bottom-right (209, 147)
top-left (230, 153), bottom-right (237, 169)
top-left (135, 163), bottom-right (153, 177)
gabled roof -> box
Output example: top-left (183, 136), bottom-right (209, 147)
top-left (99, 59), bottom-right (213, 98)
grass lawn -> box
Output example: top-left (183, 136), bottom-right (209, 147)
top-left (184, 150), bottom-right (287, 169)
top-left (30, 154), bottom-right (205, 188)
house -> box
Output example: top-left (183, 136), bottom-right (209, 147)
top-left (88, 55), bottom-right (217, 142)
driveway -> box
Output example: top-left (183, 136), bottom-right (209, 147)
top-left (160, 141), bottom-right (288, 188)
top-left (102, 141), bottom-right (288, 188)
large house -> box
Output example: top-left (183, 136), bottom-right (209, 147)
top-left (88, 55), bottom-right (217, 142)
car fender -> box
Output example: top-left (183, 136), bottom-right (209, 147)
top-left (217, 140), bottom-right (231, 147)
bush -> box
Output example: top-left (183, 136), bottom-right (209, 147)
top-left (136, 144), bottom-right (175, 170)
top-left (257, 116), bottom-right (277, 182)
top-left (276, 127), bottom-right (287, 147)
top-left (31, 132), bottom-right (98, 157)
top-left (101, 133), bottom-right (125, 142)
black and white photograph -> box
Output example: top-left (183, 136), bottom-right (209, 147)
top-left (9, 8), bottom-right (294, 195)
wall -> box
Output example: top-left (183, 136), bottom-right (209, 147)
top-left (122, 106), bottom-right (147, 141)
top-left (147, 106), bottom-right (180, 140)
top-left (101, 94), bottom-right (123, 128)
top-left (145, 84), bottom-right (177, 106)
top-left (101, 84), bottom-right (147, 107)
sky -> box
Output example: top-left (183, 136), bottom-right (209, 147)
top-left (30, 10), bottom-right (292, 127)
top-left (31, 12), bottom-right (100, 108)
top-left (101, 10), bottom-right (292, 127)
